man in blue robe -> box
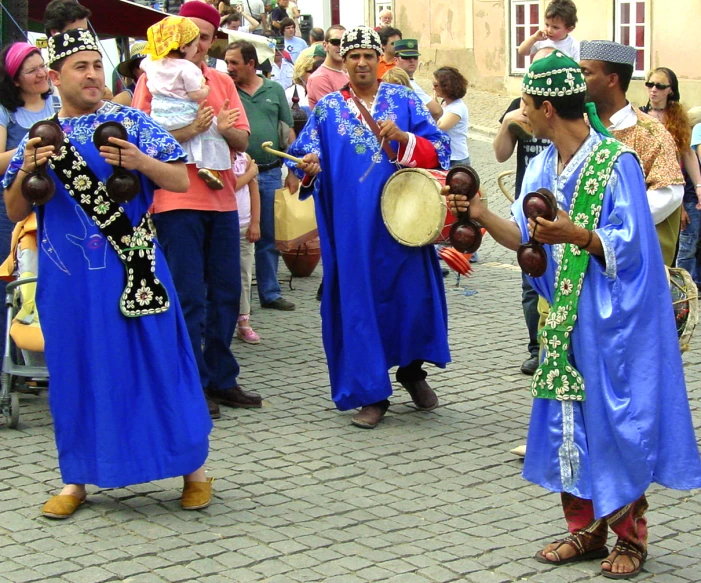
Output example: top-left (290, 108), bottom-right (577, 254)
top-left (286, 26), bottom-right (451, 429)
top-left (448, 51), bottom-right (701, 578)
top-left (3, 29), bottom-right (213, 519)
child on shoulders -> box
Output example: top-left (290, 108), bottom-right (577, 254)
top-left (518, 0), bottom-right (579, 62)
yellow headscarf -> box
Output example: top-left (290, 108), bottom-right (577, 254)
top-left (144, 16), bottom-right (200, 61)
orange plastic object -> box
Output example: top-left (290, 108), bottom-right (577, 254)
top-left (439, 246), bottom-right (473, 276)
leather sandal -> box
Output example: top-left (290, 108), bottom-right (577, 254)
top-left (535, 533), bottom-right (609, 565)
top-left (181, 477), bottom-right (214, 510)
top-left (351, 400), bottom-right (390, 429)
top-left (42, 494), bottom-right (86, 519)
top-left (601, 541), bottom-right (647, 579)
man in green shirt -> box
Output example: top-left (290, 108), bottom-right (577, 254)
top-left (226, 40), bottom-right (297, 311)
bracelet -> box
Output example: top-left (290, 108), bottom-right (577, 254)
top-left (18, 167), bottom-right (30, 174)
top-left (578, 229), bottom-right (594, 250)
top-left (695, 184), bottom-right (701, 189)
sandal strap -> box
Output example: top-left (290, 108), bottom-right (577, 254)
top-left (612, 540), bottom-right (647, 563)
top-left (558, 529), bottom-right (604, 555)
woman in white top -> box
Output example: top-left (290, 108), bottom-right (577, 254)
top-left (433, 66), bottom-right (470, 167)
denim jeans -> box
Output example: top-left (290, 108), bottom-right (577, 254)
top-left (255, 167), bottom-right (283, 304)
top-left (153, 209), bottom-right (241, 390)
top-left (522, 273), bottom-right (540, 357)
top-left (677, 200), bottom-right (701, 283)
top-left (450, 157), bottom-right (471, 168)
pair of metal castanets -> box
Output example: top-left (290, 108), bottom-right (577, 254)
top-left (21, 120), bottom-right (140, 206)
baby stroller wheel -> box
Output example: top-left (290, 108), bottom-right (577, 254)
top-left (8, 392), bottom-right (19, 429)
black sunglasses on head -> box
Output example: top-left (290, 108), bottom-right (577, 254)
top-left (645, 82), bottom-right (670, 90)
top-left (327, 38), bottom-right (341, 46)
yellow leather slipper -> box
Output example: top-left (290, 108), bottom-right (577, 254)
top-left (42, 494), bottom-right (86, 519)
top-left (181, 477), bottom-right (214, 510)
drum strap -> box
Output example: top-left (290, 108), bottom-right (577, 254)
top-left (351, 95), bottom-right (398, 162)
top-left (531, 137), bottom-right (634, 402)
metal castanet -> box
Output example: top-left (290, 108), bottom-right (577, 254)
top-left (21, 120), bottom-right (65, 205)
top-left (447, 165), bottom-right (483, 254)
top-left (93, 122), bottom-right (140, 204)
top-left (517, 188), bottom-right (557, 277)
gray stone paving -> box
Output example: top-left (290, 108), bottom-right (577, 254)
top-left (2, 103), bottom-right (701, 582)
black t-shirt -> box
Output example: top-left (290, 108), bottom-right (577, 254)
top-left (270, 7), bottom-right (288, 33)
top-left (499, 98), bottom-right (550, 198)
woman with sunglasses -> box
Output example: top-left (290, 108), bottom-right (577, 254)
top-left (641, 68), bottom-right (701, 208)
top-left (433, 67), bottom-right (470, 167)
top-left (642, 67), bottom-right (701, 276)
top-left (0, 42), bottom-right (59, 354)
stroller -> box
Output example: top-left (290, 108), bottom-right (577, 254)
top-left (0, 214), bottom-right (48, 429)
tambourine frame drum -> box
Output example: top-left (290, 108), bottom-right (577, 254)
top-left (381, 168), bottom-right (448, 247)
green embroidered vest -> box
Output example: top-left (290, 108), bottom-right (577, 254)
top-left (531, 137), bottom-right (632, 401)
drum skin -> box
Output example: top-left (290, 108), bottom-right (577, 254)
top-left (381, 168), bottom-right (448, 247)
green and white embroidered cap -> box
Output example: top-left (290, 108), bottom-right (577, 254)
top-left (521, 50), bottom-right (587, 98)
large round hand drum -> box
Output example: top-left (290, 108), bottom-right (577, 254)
top-left (381, 168), bottom-right (447, 247)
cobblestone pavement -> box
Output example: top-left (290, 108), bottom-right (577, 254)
top-left (2, 132), bottom-right (701, 583)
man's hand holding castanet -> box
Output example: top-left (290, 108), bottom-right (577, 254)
top-left (528, 209), bottom-right (602, 255)
top-left (296, 153), bottom-right (321, 177)
top-left (443, 185), bottom-right (486, 220)
top-left (378, 120), bottom-right (409, 145)
top-left (20, 136), bottom-right (54, 174)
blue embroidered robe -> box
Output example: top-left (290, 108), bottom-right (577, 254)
top-left (512, 129), bottom-right (701, 518)
top-left (4, 103), bottom-right (212, 487)
top-left (286, 83), bottom-right (451, 410)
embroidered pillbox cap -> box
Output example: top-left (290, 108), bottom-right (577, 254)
top-left (521, 50), bottom-right (586, 98)
top-left (394, 39), bottom-right (420, 57)
top-left (47, 28), bottom-right (101, 67)
top-left (340, 26), bottom-right (382, 58)
top-left (580, 40), bottom-right (637, 67)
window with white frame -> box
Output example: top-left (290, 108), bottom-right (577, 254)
top-left (510, 0), bottom-right (540, 74)
top-left (614, 0), bottom-right (648, 76)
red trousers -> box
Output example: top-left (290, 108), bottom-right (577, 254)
top-left (561, 493), bottom-right (648, 553)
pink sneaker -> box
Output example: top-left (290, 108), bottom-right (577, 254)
top-left (236, 326), bottom-right (260, 344)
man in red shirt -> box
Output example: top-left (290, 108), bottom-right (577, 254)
top-left (305, 24), bottom-right (347, 109)
top-left (132, 1), bottom-right (260, 419)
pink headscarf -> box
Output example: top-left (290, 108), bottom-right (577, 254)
top-left (4, 42), bottom-right (40, 79)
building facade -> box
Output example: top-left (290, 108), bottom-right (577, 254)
top-left (368, 0), bottom-right (701, 105)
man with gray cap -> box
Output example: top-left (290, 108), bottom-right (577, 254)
top-left (579, 40), bottom-right (684, 265)
top-left (285, 26), bottom-right (452, 430)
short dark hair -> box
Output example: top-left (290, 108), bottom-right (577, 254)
top-left (379, 27), bottom-right (402, 47)
top-left (43, 0), bottom-right (92, 37)
top-left (433, 66), bottom-right (468, 100)
top-left (544, 0), bottom-right (578, 28)
top-left (324, 24), bottom-right (345, 42)
top-left (226, 40), bottom-right (259, 68)
top-left (531, 91), bottom-right (585, 120)
top-left (310, 27), bottom-right (325, 43)
top-left (0, 44), bottom-right (52, 111)
top-left (603, 61), bottom-right (634, 93)
top-left (221, 12), bottom-right (242, 26)
top-left (280, 17), bottom-right (295, 31)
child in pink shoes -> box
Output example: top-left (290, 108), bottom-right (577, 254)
top-left (234, 152), bottom-right (261, 344)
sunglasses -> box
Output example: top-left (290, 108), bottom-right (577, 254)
top-left (327, 38), bottom-right (341, 46)
top-left (645, 82), bottom-right (671, 90)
